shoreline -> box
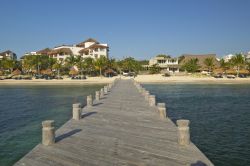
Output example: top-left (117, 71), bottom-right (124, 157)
top-left (135, 74), bottom-right (250, 84)
top-left (0, 77), bottom-right (116, 85)
top-left (1, 75), bottom-right (250, 85)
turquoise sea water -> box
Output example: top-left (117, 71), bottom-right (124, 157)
top-left (144, 84), bottom-right (250, 166)
top-left (0, 84), bottom-right (250, 166)
top-left (0, 85), bottom-right (103, 166)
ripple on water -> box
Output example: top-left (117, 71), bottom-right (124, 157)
top-left (0, 85), bottom-right (103, 166)
top-left (144, 84), bottom-right (250, 166)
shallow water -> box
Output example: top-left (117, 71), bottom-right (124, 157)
top-left (144, 84), bottom-right (250, 166)
top-left (0, 85), bottom-right (103, 166)
top-left (0, 84), bottom-right (250, 166)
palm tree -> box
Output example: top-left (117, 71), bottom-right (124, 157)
top-left (230, 53), bottom-right (245, 77)
top-left (47, 57), bottom-right (57, 70)
top-left (119, 57), bottom-right (141, 73)
top-left (2, 58), bottom-right (16, 73)
top-left (22, 56), bottom-right (34, 74)
top-left (246, 62), bottom-right (250, 73)
top-left (95, 55), bottom-right (108, 76)
top-left (65, 55), bottom-right (76, 68)
top-left (83, 57), bottom-right (94, 75)
top-left (107, 58), bottom-right (117, 70)
top-left (75, 56), bottom-right (85, 76)
top-left (204, 57), bottom-right (214, 73)
top-left (52, 59), bottom-right (63, 78)
top-left (181, 58), bottom-right (199, 73)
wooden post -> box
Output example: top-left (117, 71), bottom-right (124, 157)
top-left (95, 91), bottom-right (100, 101)
top-left (72, 103), bottom-right (81, 120)
top-left (177, 120), bottom-right (190, 146)
top-left (106, 84), bottom-right (110, 92)
top-left (149, 95), bottom-right (156, 106)
top-left (104, 86), bottom-right (108, 95)
top-left (87, 95), bottom-right (93, 107)
top-left (100, 88), bottom-right (104, 98)
top-left (158, 107), bottom-right (167, 119)
top-left (144, 91), bottom-right (150, 101)
top-left (108, 83), bottom-right (112, 89)
top-left (42, 120), bottom-right (55, 146)
top-left (157, 102), bottom-right (167, 118)
top-left (157, 103), bottom-right (166, 109)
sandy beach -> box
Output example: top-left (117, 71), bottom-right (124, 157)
top-left (134, 74), bottom-right (250, 84)
top-left (1, 74), bottom-right (250, 85)
top-left (0, 77), bottom-right (117, 85)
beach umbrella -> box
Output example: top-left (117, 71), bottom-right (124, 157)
top-left (0, 70), bottom-right (3, 76)
top-left (69, 69), bottom-right (78, 76)
top-left (12, 69), bottom-right (21, 75)
top-left (41, 69), bottom-right (53, 75)
top-left (213, 68), bottom-right (224, 74)
top-left (104, 68), bottom-right (115, 74)
top-left (239, 69), bottom-right (249, 74)
top-left (226, 69), bottom-right (236, 74)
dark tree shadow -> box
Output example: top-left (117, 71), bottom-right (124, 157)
top-left (190, 161), bottom-right (208, 166)
top-left (81, 112), bottom-right (97, 118)
top-left (56, 129), bottom-right (82, 142)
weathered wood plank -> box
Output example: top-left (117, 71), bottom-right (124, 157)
top-left (14, 79), bottom-right (214, 166)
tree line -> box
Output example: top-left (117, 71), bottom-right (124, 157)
top-left (0, 55), bottom-right (145, 77)
top-left (181, 53), bottom-right (250, 76)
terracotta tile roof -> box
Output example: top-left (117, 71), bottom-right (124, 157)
top-left (79, 44), bottom-right (108, 54)
top-left (0, 50), bottom-right (15, 55)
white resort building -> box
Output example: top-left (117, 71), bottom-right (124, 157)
top-left (148, 56), bottom-right (179, 73)
top-left (24, 38), bottom-right (109, 61)
top-left (245, 51), bottom-right (250, 62)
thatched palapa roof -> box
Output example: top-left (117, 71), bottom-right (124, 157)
top-left (48, 48), bottom-right (73, 55)
top-left (180, 54), bottom-right (220, 70)
top-left (36, 48), bottom-right (51, 55)
top-left (76, 38), bottom-right (99, 47)
top-left (78, 48), bottom-right (89, 54)
top-left (213, 68), bottom-right (224, 74)
top-left (69, 68), bottom-right (78, 75)
top-left (41, 69), bottom-right (53, 75)
top-left (105, 69), bottom-right (115, 74)
top-left (12, 69), bottom-right (21, 75)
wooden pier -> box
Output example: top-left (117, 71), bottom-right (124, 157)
top-left (14, 79), bottom-right (214, 166)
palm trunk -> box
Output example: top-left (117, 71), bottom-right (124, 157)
top-left (99, 68), bottom-right (102, 77)
top-left (38, 65), bottom-right (40, 75)
top-left (237, 66), bottom-right (239, 77)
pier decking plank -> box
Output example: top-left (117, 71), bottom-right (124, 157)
top-left (14, 79), bottom-right (213, 166)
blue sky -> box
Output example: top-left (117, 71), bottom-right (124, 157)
top-left (0, 0), bottom-right (250, 59)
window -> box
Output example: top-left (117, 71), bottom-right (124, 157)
top-left (94, 48), bottom-right (98, 52)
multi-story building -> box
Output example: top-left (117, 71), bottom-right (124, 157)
top-left (222, 54), bottom-right (234, 62)
top-left (0, 50), bottom-right (17, 60)
top-left (148, 56), bottom-right (179, 73)
top-left (245, 51), bottom-right (250, 62)
top-left (77, 38), bottom-right (109, 59)
top-left (24, 38), bottom-right (109, 61)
